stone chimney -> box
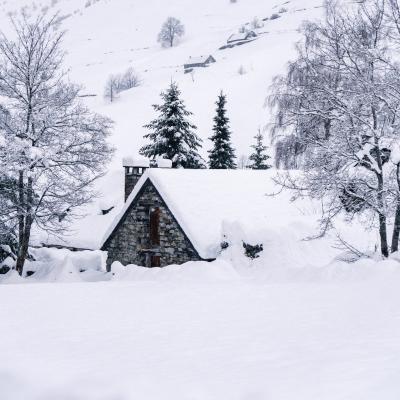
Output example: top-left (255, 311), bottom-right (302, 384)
top-left (122, 157), bottom-right (150, 201)
top-left (122, 156), bottom-right (173, 202)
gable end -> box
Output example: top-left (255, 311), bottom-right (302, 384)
top-left (102, 178), bottom-right (209, 268)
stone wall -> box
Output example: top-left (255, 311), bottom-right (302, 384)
top-left (103, 180), bottom-right (201, 270)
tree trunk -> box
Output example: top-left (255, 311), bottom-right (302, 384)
top-left (372, 107), bottom-right (389, 258)
top-left (375, 171), bottom-right (388, 257)
top-left (376, 175), bottom-right (389, 257)
top-left (16, 170), bottom-right (25, 275)
top-left (15, 176), bottom-right (33, 275)
top-left (391, 200), bottom-right (400, 253)
top-left (378, 211), bottom-right (389, 257)
top-left (392, 163), bottom-right (400, 253)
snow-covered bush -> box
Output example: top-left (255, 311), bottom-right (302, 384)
top-left (243, 242), bottom-right (263, 259)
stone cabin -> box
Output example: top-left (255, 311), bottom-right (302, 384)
top-left (102, 158), bottom-right (204, 271)
top-left (101, 160), bottom-right (276, 271)
top-left (183, 55), bottom-right (216, 72)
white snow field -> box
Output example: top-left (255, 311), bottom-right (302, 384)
top-left (2, 258), bottom-right (400, 400)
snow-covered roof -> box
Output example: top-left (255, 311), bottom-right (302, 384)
top-left (184, 55), bottom-right (215, 65)
top-left (101, 169), bottom-right (316, 259)
top-left (227, 31), bottom-right (256, 43)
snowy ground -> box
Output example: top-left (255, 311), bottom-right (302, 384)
top-left (2, 257), bottom-right (400, 400)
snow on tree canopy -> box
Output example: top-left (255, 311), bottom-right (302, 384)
top-left (101, 169), bottom-right (319, 259)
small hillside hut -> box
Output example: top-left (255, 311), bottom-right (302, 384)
top-left (101, 161), bottom-right (292, 271)
top-left (227, 30), bottom-right (257, 44)
top-left (184, 55), bottom-right (216, 72)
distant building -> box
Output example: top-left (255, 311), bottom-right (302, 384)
top-left (227, 30), bottom-right (257, 44)
top-left (184, 55), bottom-right (216, 72)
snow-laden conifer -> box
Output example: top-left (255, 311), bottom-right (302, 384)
top-left (208, 91), bottom-right (236, 169)
top-left (249, 130), bottom-right (271, 170)
top-left (140, 82), bottom-right (204, 168)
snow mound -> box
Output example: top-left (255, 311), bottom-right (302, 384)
top-left (111, 259), bottom-right (240, 283)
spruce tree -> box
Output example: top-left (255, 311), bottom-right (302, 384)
top-left (140, 82), bottom-right (204, 168)
top-left (249, 130), bottom-right (271, 170)
top-left (208, 91), bottom-right (236, 169)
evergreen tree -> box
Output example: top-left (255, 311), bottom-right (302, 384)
top-left (208, 91), bottom-right (236, 169)
top-left (140, 82), bottom-right (204, 168)
top-left (249, 130), bottom-right (271, 170)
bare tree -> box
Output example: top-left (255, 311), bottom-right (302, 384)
top-left (104, 74), bottom-right (119, 103)
top-left (237, 154), bottom-right (249, 169)
top-left (269, 0), bottom-right (400, 257)
top-left (104, 67), bottom-right (141, 103)
top-left (0, 15), bottom-right (114, 274)
top-left (119, 67), bottom-right (141, 90)
top-left (157, 17), bottom-right (185, 48)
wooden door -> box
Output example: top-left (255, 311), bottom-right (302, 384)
top-left (151, 255), bottom-right (161, 268)
top-left (149, 207), bottom-right (160, 246)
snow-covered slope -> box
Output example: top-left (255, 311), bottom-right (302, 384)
top-left (1, 0), bottom-right (324, 167)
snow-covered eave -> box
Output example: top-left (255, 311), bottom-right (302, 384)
top-left (100, 170), bottom-right (214, 260)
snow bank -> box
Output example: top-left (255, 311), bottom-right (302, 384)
top-left (2, 222), bottom-right (398, 285)
top-left (108, 250), bottom-right (400, 285)
top-left (110, 259), bottom-right (240, 283)
top-left (0, 247), bottom-right (108, 284)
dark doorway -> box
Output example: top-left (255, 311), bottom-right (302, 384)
top-left (151, 255), bottom-right (161, 268)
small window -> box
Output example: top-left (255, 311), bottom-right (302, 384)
top-left (138, 167), bottom-right (142, 174)
top-left (149, 208), bottom-right (160, 246)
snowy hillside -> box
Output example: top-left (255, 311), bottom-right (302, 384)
top-left (1, 0), bottom-right (324, 167)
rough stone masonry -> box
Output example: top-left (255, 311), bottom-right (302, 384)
top-left (102, 180), bottom-right (201, 270)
